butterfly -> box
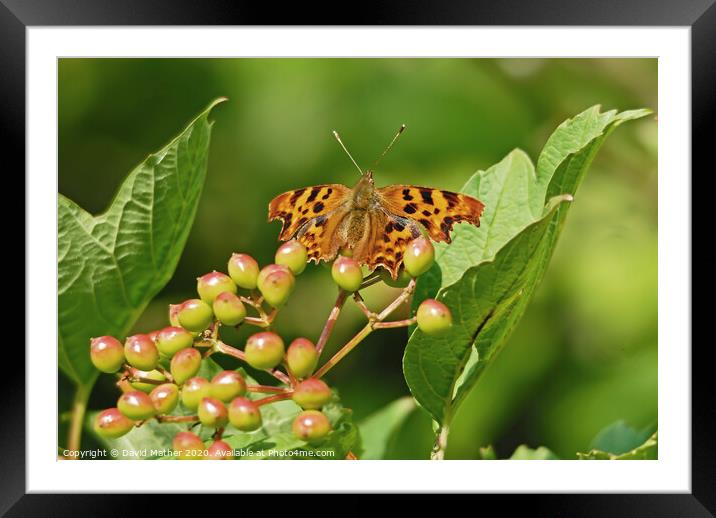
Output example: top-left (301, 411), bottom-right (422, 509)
top-left (268, 127), bottom-right (485, 279)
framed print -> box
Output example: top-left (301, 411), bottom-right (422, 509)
top-left (5, 0), bottom-right (712, 513)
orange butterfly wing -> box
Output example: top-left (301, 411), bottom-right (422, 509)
top-left (375, 185), bottom-right (484, 244)
top-left (357, 210), bottom-right (422, 278)
top-left (268, 184), bottom-right (351, 241)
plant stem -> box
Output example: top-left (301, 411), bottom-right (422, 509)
top-left (316, 290), bottom-right (348, 354)
top-left (255, 392), bottom-right (293, 406)
top-left (247, 384), bottom-right (289, 394)
top-left (126, 376), bottom-right (165, 386)
top-left (314, 323), bottom-right (374, 378)
top-left (430, 425), bottom-right (450, 460)
top-left (156, 414), bottom-right (199, 424)
top-left (314, 279), bottom-right (417, 379)
top-left (373, 317), bottom-right (416, 329)
top-left (66, 382), bottom-right (92, 458)
top-left (213, 340), bottom-right (291, 384)
top-left (353, 292), bottom-right (375, 319)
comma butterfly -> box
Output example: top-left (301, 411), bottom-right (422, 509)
top-left (268, 126), bottom-right (485, 279)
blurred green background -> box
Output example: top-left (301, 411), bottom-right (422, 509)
top-left (58, 58), bottom-right (657, 459)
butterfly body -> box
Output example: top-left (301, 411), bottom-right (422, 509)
top-left (269, 169), bottom-right (484, 279)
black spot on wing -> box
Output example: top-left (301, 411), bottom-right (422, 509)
top-left (306, 187), bottom-right (321, 203)
top-left (402, 188), bottom-right (413, 201)
top-left (289, 188), bottom-right (306, 205)
top-left (420, 189), bottom-right (434, 205)
top-left (404, 203), bottom-right (417, 214)
top-left (313, 201), bottom-right (325, 213)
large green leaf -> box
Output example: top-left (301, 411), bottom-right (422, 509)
top-left (404, 106), bottom-right (651, 428)
top-left (90, 361), bottom-right (360, 460)
top-left (358, 396), bottom-right (417, 460)
top-left (58, 99), bottom-right (225, 384)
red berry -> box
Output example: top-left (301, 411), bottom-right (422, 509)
top-left (198, 397), bottom-right (228, 428)
top-left (292, 410), bottom-right (331, 444)
top-left (117, 390), bottom-right (155, 420)
top-left (416, 299), bottom-right (453, 335)
top-left (403, 236), bottom-right (435, 277)
top-left (90, 336), bottom-right (125, 373)
top-left (245, 332), bottom-right (285, 370)
top-left (205, 440), bottom-right (234, 460)
top-left (286, 338), bottom-right (318, 378)
top-left (94, 408), bottom-right (134, 439)
top-left (228, 253), bottom-right (260, 290)
top-left (181, 377), bottom-right (211, 410)
top-left (124, 334), bottom-right (159, 371)
top-left (331, 256), bottom-right (363, 292)
top-left (275, 240), bottom-right (308, 275)
top-left (291, 378), bottom-right (332, 410)
top-left (150, 383), bottom-right (179, 414)
top-left (177, 299), bottom-right (214, 332)
top-left (170, 347), bottom-right (202, 385)
top-left (197, 271), bottom-right (237, 304)
top-left (257, 264), bottom-right (295, 307)
top-left (210, 370), bottom-right (247, 402)
top-left (228, 397), bottom-right (262, 431)
top-left (212, 292), bottom-right (246, 326)
top-left (155, 326), bottom-right (194, 357)
top-left (173, 431), bottom-right (205, 460)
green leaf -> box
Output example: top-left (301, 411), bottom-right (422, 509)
top-left (90, 362), bottom-right (360, 460)
top-left (588, 420), bottom-right (655, 455)
top-left (404, 106), bottom-right (651, 427)
top-left (358, 396), bottom-right (417, 460)
top-left (509, 445), bottom-right (560, 460)
top-left (58, 98), bottom-right (226, 384)
top-left (578, 431), bottom-right (658, 460)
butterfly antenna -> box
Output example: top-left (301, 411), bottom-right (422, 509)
top-left (332, 130), bottom-right (363, 175)
top-left (373, 124), bottom-right (406, 169)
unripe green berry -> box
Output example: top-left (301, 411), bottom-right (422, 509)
top-left (416, 299), bottom-right (453, 335)
top-left (130, 369), bottom-right (166, 393)
top-left (90, 336), bottom-right (125, 373)
top-left (275, 240), bottom-right (308, 275)
top-left (292, 410), bottom-right (331, 444)
top-left (170, 347), bottom-right (202, 385)
top-left (117, 390), bottom-right (156, 420)
top-left (257, 264), bottom-right (295, 307)
top-left (245, 332), bottom-right (285, 370)
top-left (228, 397), bottom-right (262, 431)
top-left (292, 378), bottom-right (332, 410)
top-left (155, 326), bottom-right (194, 357)
top-left (228, 253), bottom-right (260, 290)
top-left (331, 256), bottom-right (363, 292)
top-left (177, 299), bottom-right (214, 332)
top-left (212, 292), bottom-right (246, 326)
top-left (286, 338), bottom-right (319, 378)
top-left (198, 397), bottom-right (228, 428)
top-left (150, 383), bottom-right (179, 414)
top-left (197, 271), bottom-right (237, 304)
top-left (181, 377), bottom-right (211, 410)
top-left (210, 370), bottom-right (247, 402)
top-left (380, 267), bottom-right (412, 288)
top-left (205, 440), bottom-right (234, 460)
top-left (173, 431), bottom-right (205, 460)
top-left (94, 408), bottom-right (134, 439)
top-left (124, 334), bottom-right (159, 371)
top-left (404, 236), bottom-right (435, 277)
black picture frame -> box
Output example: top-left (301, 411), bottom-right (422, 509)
top-left (5, 0), bottom-right (711, 513)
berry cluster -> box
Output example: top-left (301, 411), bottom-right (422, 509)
top-left (90, 236), bottom-right (451, 459)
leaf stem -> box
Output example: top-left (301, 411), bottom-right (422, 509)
top-left (373, 317), bottom-right (417, 329)
top-left (314, 323), bottom-right (373, 378)
top-left (430, 424), bottom-right (450, 460)
top-left (66, 382), bottom-right (92, 458)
